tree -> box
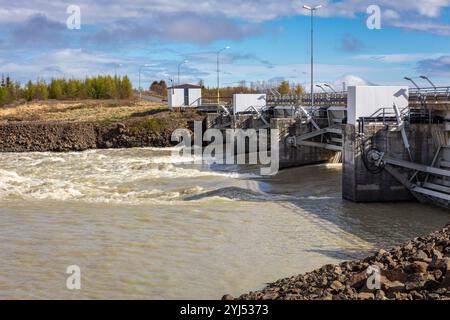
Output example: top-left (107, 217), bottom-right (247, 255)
top-left (34, 80), bottom-right (48, 100)
top-left (119, 75), bottom-right (133, 99)
top-left (278, 80), bottom-right (290, 96)
top-left (0, 87), bottom-right (8, 105)
top-left (149, 80), bottom-right (167, 97)
top-left (25, 80), bottom-right (35, 101)
top-left (67, 79), bottom-right (80, 99)
top-left (294, 84), bottom-right (305, 96)
top-left (49, 79), bottom-right (64, 99)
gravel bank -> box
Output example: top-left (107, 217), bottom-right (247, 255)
top-left (224, 224), bottom-right (450, 300)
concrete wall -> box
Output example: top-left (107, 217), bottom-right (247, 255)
top-left (205, 114), bottom-right (337, 169)
top-left (343, 123), bottom-right (447, 202)
top-left (272, 118), bottom-right (337, 169)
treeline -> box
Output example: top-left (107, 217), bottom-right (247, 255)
top-left (149, 80), bottom-right (167, 97)
top-left (201, 81), bottom-right (305, 97)
top-left (0, 75), bottom-right (22, 106)
top-left (202, 85), bottom-right (259, 98)
top-left (277, 80), bottom-right (305, 96)
top-left (0, 75), bottom-right (134, 106)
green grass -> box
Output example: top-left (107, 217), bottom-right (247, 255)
top-left (132, 118), bottom-right (167, 132)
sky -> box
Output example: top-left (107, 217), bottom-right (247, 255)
top-left (0, 0), bottom-right (449, 90)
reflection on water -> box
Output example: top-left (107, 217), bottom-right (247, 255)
top-left (0, 148), bottom-right (448, 299)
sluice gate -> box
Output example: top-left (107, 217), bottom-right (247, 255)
top-left (196, 85), bottom-right (450, 209)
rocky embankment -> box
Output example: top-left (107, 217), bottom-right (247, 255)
top-left (224, 225), bottom-right (450, 300)
top-left (0, 116), bottom-right (202, 152)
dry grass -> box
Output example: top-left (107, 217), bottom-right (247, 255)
top-left (0, 99), bottom-right (168, 123)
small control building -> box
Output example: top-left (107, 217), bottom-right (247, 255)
top-left (167, 84), bottom-right (202, 109)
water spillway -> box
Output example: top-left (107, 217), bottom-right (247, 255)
top-left (205, 85), bottom-right (450, 209)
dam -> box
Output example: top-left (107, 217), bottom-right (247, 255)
top-left (169, 82), bottom-right (450, 209)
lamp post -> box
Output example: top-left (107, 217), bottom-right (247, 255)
top-left (303, 4), bottom-right (322, 110)
top-left (114, 63), bottom-right (123, 76)
top-left (217, 46), bottom-right (230, 105)
top-left (139, 64), bottom-right (152, 100)
top-left (404, 77), bottom-right (421, 91)
top-left (316, 84), bottom-right (327, 93)
top-left (324, 83), bottom-right (337, 93)
top-left (420, 75), bottom-right (437, 91)
top-left (177, 60), bottom-right (189, 85)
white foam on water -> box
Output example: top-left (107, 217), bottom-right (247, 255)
top-left (0, 149), bottom-right (261, 205)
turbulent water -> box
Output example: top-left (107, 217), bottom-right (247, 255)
top-left (0, 148), bottom-right (448, 299)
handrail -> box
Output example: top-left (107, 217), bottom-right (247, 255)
top-left (188, 97), bottom-right (202, 107)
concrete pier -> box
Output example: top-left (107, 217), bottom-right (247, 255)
top-left (343, 123), bottom-right (448, 202)
top-left (271, 118), bottom-right (338, 169)
top-left (206, 113), bottom-right (339, 169)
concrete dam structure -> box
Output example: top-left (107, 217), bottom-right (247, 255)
top-left (172, 84), bottom-right (450, 209)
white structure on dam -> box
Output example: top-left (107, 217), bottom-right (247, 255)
top-left (168, 84), bottom-right (202, 109)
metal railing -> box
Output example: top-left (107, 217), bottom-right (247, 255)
top-left (409, 86), bottom-right (450, 106)
top-left (266, 93), bottom-right (347, 107)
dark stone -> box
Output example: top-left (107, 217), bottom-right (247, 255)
top-left (414, 250), bottom-right (429, 261)
top-left (234, 225), bottom-right (450, 301)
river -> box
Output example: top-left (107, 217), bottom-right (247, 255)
top-left (0, 148), bottom-right (448, 299)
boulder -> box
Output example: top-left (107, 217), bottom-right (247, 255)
top-left (405, 261), bottom-right (429, 274)
top-left (357, 292), bottom-right (374, 300)
top-left (414, 250), bottom-right (429, 261)
top-left (330, 280), bottom-right (343, 291)
top-left (382, 279), bottom-right (405, 294)
top-left (347, 271), bottom-right (367, 290)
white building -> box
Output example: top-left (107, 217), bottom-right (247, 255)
top-left (347, 86), bottom-right (409, 124)
top-left (167, 84), bottom-right (202, 109)
top-left (233, 93), bottom-right (267, 114)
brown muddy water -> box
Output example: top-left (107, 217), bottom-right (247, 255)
top-left (0, 148), bottom-right (448, 299)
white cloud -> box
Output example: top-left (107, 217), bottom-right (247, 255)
top-left (390, 21), bottom-right (450, 36)
top-left (353, 53), bottom-right (449, 63)
top-left (2, 0), bottom-right (449, 25)
top-left (417, 55), bottom-right (450, 76)
top-left (303, 75), bottom-right (372, 93)
top-left (0, 46), bottom-right (381, 88)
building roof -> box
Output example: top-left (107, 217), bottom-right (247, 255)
top-left (168, 84), bottom-right (202, 89)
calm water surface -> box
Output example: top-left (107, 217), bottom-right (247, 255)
top-left (0, 148), bottom-right (448, 299)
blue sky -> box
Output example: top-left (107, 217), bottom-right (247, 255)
top-left (0, 0), bottom-right (449, 90)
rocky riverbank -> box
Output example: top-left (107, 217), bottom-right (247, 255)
top-left (224, 224), bottom-right (450, 300)
top-left (0, 113), bottom-right (203, 152)
top-left (0, 99), bottom-right (205, 152)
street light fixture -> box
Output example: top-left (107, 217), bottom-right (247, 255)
top-left (316, 84), bottom-right (327, 93)
top-left (217, 46), bottom-right (230, 105)
top-left (114, 63), bottom-right (123, 76)
top-left (177, 60), bottom-right (189, 85)
top-left (404, 77), bottom-right (421, 91)
top-left (139, 64), bottom-right (152, 100)
top-left (420, 75), bottom-right (437, 90)
top-left (303, 4), bottom-right (322, 110)
top-left (168, 78), bottom-right (174, 97)
top-left (324, 83), bottom-right (337, 93)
